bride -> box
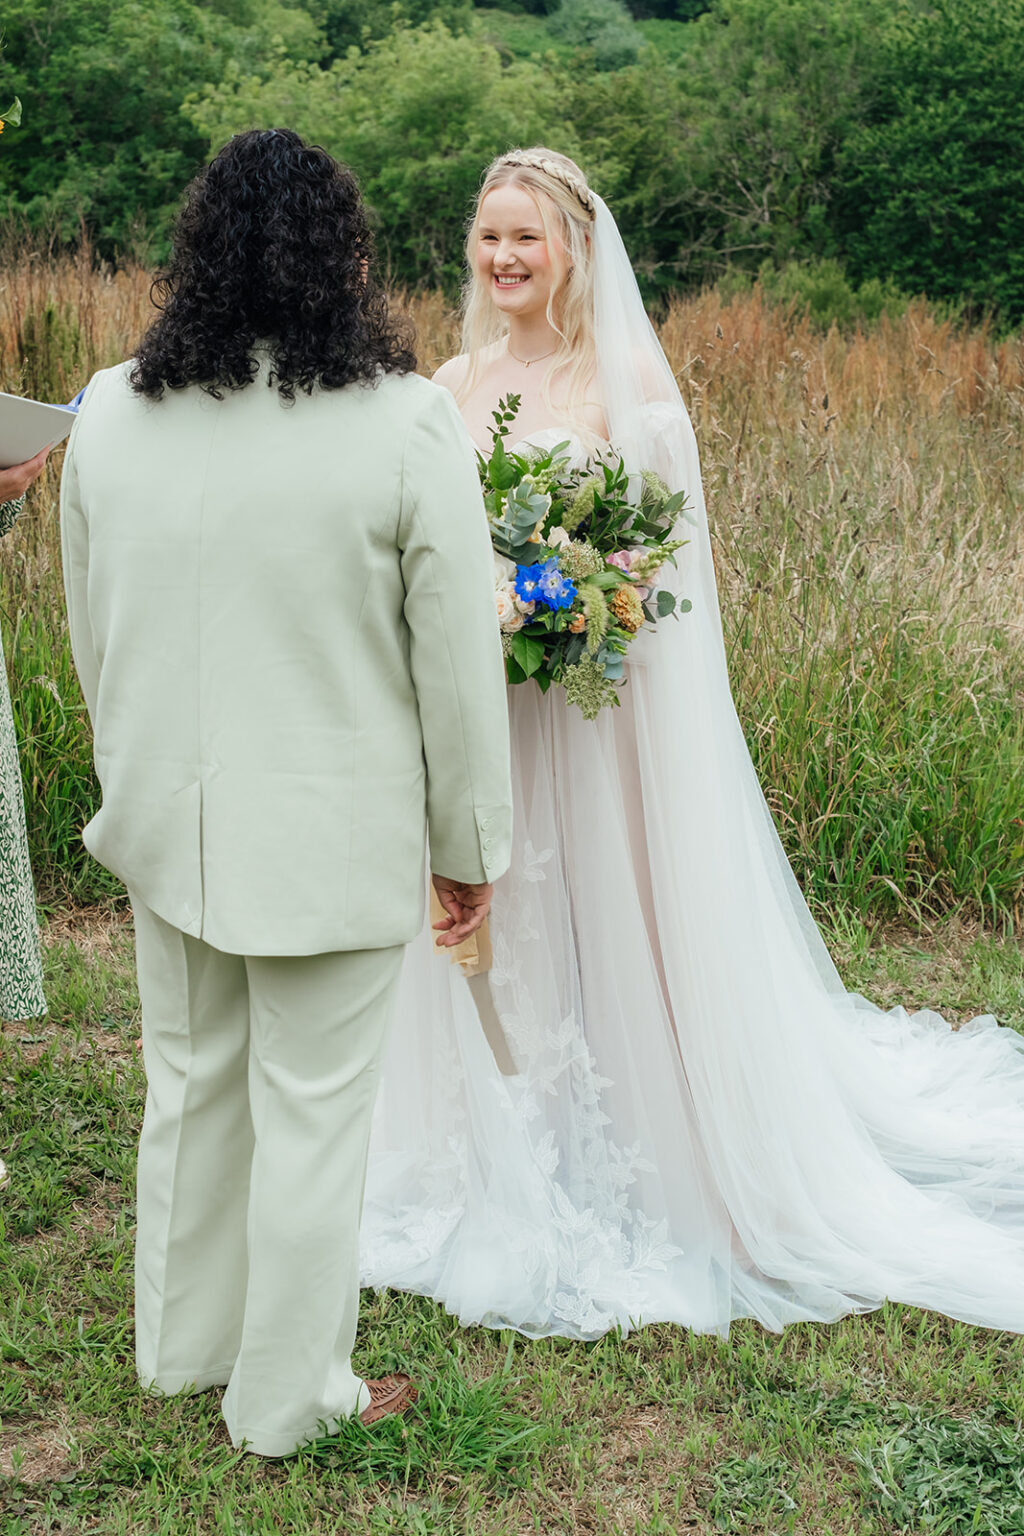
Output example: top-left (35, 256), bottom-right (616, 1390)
top-left (361, 147), bottom-right (1024, 1339)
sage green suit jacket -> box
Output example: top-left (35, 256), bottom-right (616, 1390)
top-left (60, 361), bottom-right (512, 955)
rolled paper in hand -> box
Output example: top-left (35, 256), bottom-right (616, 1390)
top-left (430, 885), bottom-right (492, 977)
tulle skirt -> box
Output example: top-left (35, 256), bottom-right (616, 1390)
top-left (361, 678), bottom-right (1024, 1339)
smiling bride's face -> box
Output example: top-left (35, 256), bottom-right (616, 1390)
top-left (474, 184), bottom-right (566, 322)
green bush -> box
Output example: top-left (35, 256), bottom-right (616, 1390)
top-left (643, 0), bottom-right (888, 281)
top-left (3, 0), bottom-right (1024, 320)
top-left (0, 0), bottom-right (322, 257)
top-left (16, 301), bottom-right (88, 402)
top-left (720, 258), bottom-right (913, 331)
top-left (834, 0), bottom-right (1024, 326)
top-left (316, 0), bottom-right (473, 57)
top-left (547, 0), bottom-right (644, 69)
top-left (187, 23), bottom-right (573, 291)
top-left (555, 55), bottom-right (697, 298)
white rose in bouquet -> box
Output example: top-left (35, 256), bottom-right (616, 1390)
top-left (493, 552), bottom-right (517, 588)
top-left (496, 586), bottom-right (525, 632)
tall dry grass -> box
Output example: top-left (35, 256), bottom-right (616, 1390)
top-left (1, 254), bottom-right (1022, 921)
top-left (663, 294), bottom-right (1024, 925)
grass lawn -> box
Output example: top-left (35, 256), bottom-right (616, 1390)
top-left (2, 910), bottom-right (1023, 1534)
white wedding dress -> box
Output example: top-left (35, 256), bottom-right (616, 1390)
top-left (359, 201), bottom-right (1024, 1341)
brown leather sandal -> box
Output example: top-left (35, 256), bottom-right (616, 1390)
top-left (359, 1373), bottom-right (418, 1427)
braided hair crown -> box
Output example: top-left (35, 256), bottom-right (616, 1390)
top-left (494, 149), bottom-right (597, 220)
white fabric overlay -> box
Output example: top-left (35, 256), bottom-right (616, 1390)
top-left (360, 198), bottom-right (1024, 1339)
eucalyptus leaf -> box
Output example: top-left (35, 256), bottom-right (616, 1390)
top-left (505, 479), bottom-right (551, 530)
top-left (596, 642), bottom-right (626, 682)
top-left (511, 545), bottom-right (546, 566)
top-left (656, 590), bottom-right (677, 618)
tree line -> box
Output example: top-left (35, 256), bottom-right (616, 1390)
top-left (1, 0), bottom-right (1022, 324)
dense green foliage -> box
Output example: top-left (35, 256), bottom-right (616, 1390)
top-left (0, 1), bottom-right (322, 252)
top-left (834, 0), bottom-right (1024, 320)
top-left (1, 0), bottom-right (1024, 319)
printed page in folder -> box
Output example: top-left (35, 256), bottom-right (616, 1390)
top-left (0, 390), bottom-right (76, 469)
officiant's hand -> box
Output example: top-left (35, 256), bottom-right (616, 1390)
top-left (431, 874), bottom-right (493, 947)
top-left (0, 446), bottom-right (50, 501)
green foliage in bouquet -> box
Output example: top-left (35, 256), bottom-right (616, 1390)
top-left (0, 97), bottom-right (22, 134)
top-left (479, 395), bottom-right (692, 718)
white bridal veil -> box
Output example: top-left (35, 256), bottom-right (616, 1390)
top-left (593, 194), bottom-right (1024, 1327)
top-left (360, 194), bottom-right (1024, 1339)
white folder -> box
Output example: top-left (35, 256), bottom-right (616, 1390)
top-left (0, 390), bottom-right (76, 469)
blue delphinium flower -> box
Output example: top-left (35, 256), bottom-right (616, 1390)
top-left (514, 564), bottom-right (544, 604)
top-left (538, 560), bottom-right (577, 609)
top-left (516, 557), bottom-right (576, 612)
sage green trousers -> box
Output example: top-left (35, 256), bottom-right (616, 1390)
top-left (130, 897), bottom-right (404, 1457)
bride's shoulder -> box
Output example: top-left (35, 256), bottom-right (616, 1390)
top-left (432, 341), bottom-right (504, 395)
top-left (431, 353), bottom-right (471, 393)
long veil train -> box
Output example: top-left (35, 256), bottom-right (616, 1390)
top-left (360, 196), bottom-right (1024, 1338)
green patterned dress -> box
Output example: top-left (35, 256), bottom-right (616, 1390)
top-left (1, 496), bottom-right (46, 1020)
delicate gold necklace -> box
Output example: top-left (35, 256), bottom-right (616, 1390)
top-left (507, 340), bottom-right (557, 368)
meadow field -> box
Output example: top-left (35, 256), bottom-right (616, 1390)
top-left (3, 253), bottom-right (1023, 923)
top-left (2, 256), bottom-right (1024, 1533)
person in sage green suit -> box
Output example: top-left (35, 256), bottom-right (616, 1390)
top-left (59, 131), bottom-right (513, 1457)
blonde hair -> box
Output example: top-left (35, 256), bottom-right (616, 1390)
top-left (458, 147), bottom-right (598, 417)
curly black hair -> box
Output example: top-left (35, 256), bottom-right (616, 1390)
top-left (131, 129), bottom-right (416, 401)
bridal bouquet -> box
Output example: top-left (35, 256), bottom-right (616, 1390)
top-left (479, 395), bottom-right (691, 718)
